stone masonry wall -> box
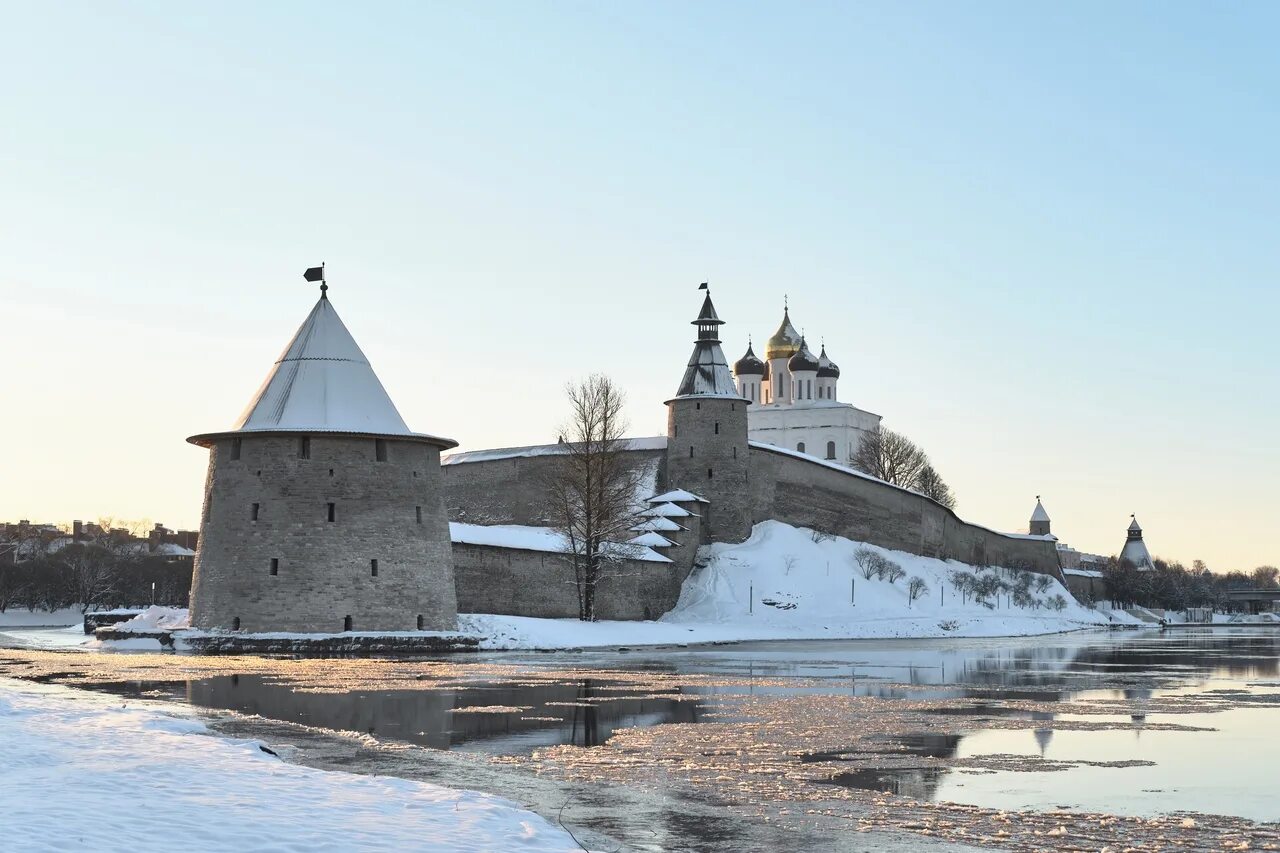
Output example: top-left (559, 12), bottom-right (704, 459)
top-left (441, 449), bottom-right (666, 526)
top-left (452, 539), bottom-right (696, 620)
top-left (665, 398), bottom-right (751, 543)
top-left (748, 445), bottom-right (1063, 579)
top-left (190, 434), bottom-right (458, 633)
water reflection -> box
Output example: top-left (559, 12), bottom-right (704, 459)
top-left (186, 674), bottom-right (701, 753)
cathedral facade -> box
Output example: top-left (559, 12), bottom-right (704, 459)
top-left (732, 305), bottom-right (881, 465)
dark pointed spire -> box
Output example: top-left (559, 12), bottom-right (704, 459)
top-left (670, 285), bottom-right (745, 400)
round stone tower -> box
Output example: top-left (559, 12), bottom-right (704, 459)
top-left (1119, 514), bottom-right (1154, 570)
top-left (664, 286), bottom-right (752, 544)
top-left (187, 284), bottom-right (459, 633)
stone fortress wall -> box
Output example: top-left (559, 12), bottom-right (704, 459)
top-left (441, 435), bottom-right (1063, 622)
top-left (442, 445), bottom-right (702, 620)
top-left (747, 444), bottom-right (1063, 577)
top-left (190, 434), bottom-right (458, 633)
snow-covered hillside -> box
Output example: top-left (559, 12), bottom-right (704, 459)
top-left (666, 520), bottom-right (1110, 637)
top-left (462, 521), bottom-right (1117, 649)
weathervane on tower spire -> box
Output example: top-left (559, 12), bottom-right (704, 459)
top-left (304, 263), bottom-right (327, 298)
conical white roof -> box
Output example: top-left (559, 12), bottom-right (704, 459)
top-left (190, 294), bottom-right (454, 448)
top-left (1030, 500), bottom-right (1050, 523)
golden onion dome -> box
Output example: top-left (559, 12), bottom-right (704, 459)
top-left (765, 308), bottom-right (803, 360)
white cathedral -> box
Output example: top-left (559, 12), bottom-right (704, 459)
top-left (732, 303), bottom-right (881, 464)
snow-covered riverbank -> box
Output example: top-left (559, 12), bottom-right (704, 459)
top-left (0, 678), bottom-right (582, 852)
top-left (34, 521), bottom-right (1146, 653)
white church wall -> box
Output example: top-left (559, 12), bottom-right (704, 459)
top-left (747, 403), bottom-right (881, 465)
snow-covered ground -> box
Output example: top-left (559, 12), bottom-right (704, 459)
top-left (0, 678), bottom-right (582, 853)
top-left (0, 606), bottom-right (84, 627)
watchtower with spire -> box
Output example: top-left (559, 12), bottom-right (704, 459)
top-left (665, 286), bottom-right (752, 544)
top-left (187, 278), bottom-right (460, 633)
top-left (1119, 515), bottom-right (1154, 571)
top-left (1030, 497), bottom-right (1052, 537)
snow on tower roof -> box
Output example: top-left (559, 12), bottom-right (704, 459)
top-left (1128, 516), bottom-right (1143, 533)
top-left (640, 502), bottom-right (696, 518)
top-left (647, 489), bottom-right (709, 504)
top-left (189, 294), bottom-right (455, 449)
top-left (1031, 499), bottom-right (1050, 523)
top-left (630, 517), bottom-right (687, 533)
top-left (628, 531), bottom-right (677, 548)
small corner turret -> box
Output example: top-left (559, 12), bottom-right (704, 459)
top-left (1030, 496), bottom-right (1052, 537)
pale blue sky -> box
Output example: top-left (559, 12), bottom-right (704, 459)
top-left (1, 2), bottom-right (1276, 570)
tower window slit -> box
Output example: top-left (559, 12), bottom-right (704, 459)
top-left (714, 421), bottom-right (719, 435)
top-left (707, 468), bottom-right (714, 479)
top-left (417, 615), bottom-right (425, 630)
top-left (269, 558), bottom-right (278, 576)
top-left (343, 615), bottom-right (353, 632)
top-left (375, 439), bottom-right (387, 462)
top-left (251, 502), bottom-right (259, 521)
top-left (230, 438), bottom-right (241, 460)
top-left (327, 502), bottom-right (336, 522)
top-left (689, 446), bottom-right (694, 458)
top-left (415, 505), bottom-right (422, 524)
top-left (370, 559), bottom-right (379, 577)
top-left (299, 436), bottom-right (311, 459)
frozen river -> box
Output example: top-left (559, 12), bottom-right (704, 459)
top-left (4, 626), bottom-right (1279, 850)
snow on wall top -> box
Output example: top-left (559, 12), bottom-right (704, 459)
top-left (193, 295), bottom-right (454, 447)
top-left (1063, 567), bottom-right (1105, 579)
top-left (443, 436), bottom-right (667, 465)
top-left (450, 522), bottom-right (671, 563)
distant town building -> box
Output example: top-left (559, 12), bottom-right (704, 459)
top-left (733, 304), bottom-right (881, 464)
top-left (0, 519), bottom-right (197, 565)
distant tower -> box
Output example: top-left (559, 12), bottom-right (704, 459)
top-left (733, 340), bottom-right (766, 405)
top-left (763, 303), bottom-right (803, 405)
top-left (816, 344), bottom-right (840, 401)
top-left (1030, 496), bottom-right (1052, 537)
top-left (1119, 515), bottom-right (1154, 570)
top-left (787, 337), bottom-right (820, 403)
top-left (665, 286), bottom-right (752, 543)
top-left (187, 283), bottom-right (459, 633)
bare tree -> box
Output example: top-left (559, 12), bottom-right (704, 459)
top-left (545, 374), bottom-right (645, 622)
top-left (914, 464), bottom-right (956, 510)
top-left (852, 428), bottom-right (927, 486)
top-left (1251, 566), bottom-right (1279, 589)
top-left (853, 547), bottom-right (881, 580)
top-left (852, 428), bottom-right (957, 509)
top-left (907, 576), bottom-right (929, 606)
top-left (54, 544), bottom-right (119, 614)
top-left (883, 561), bottom-right (906, 585)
